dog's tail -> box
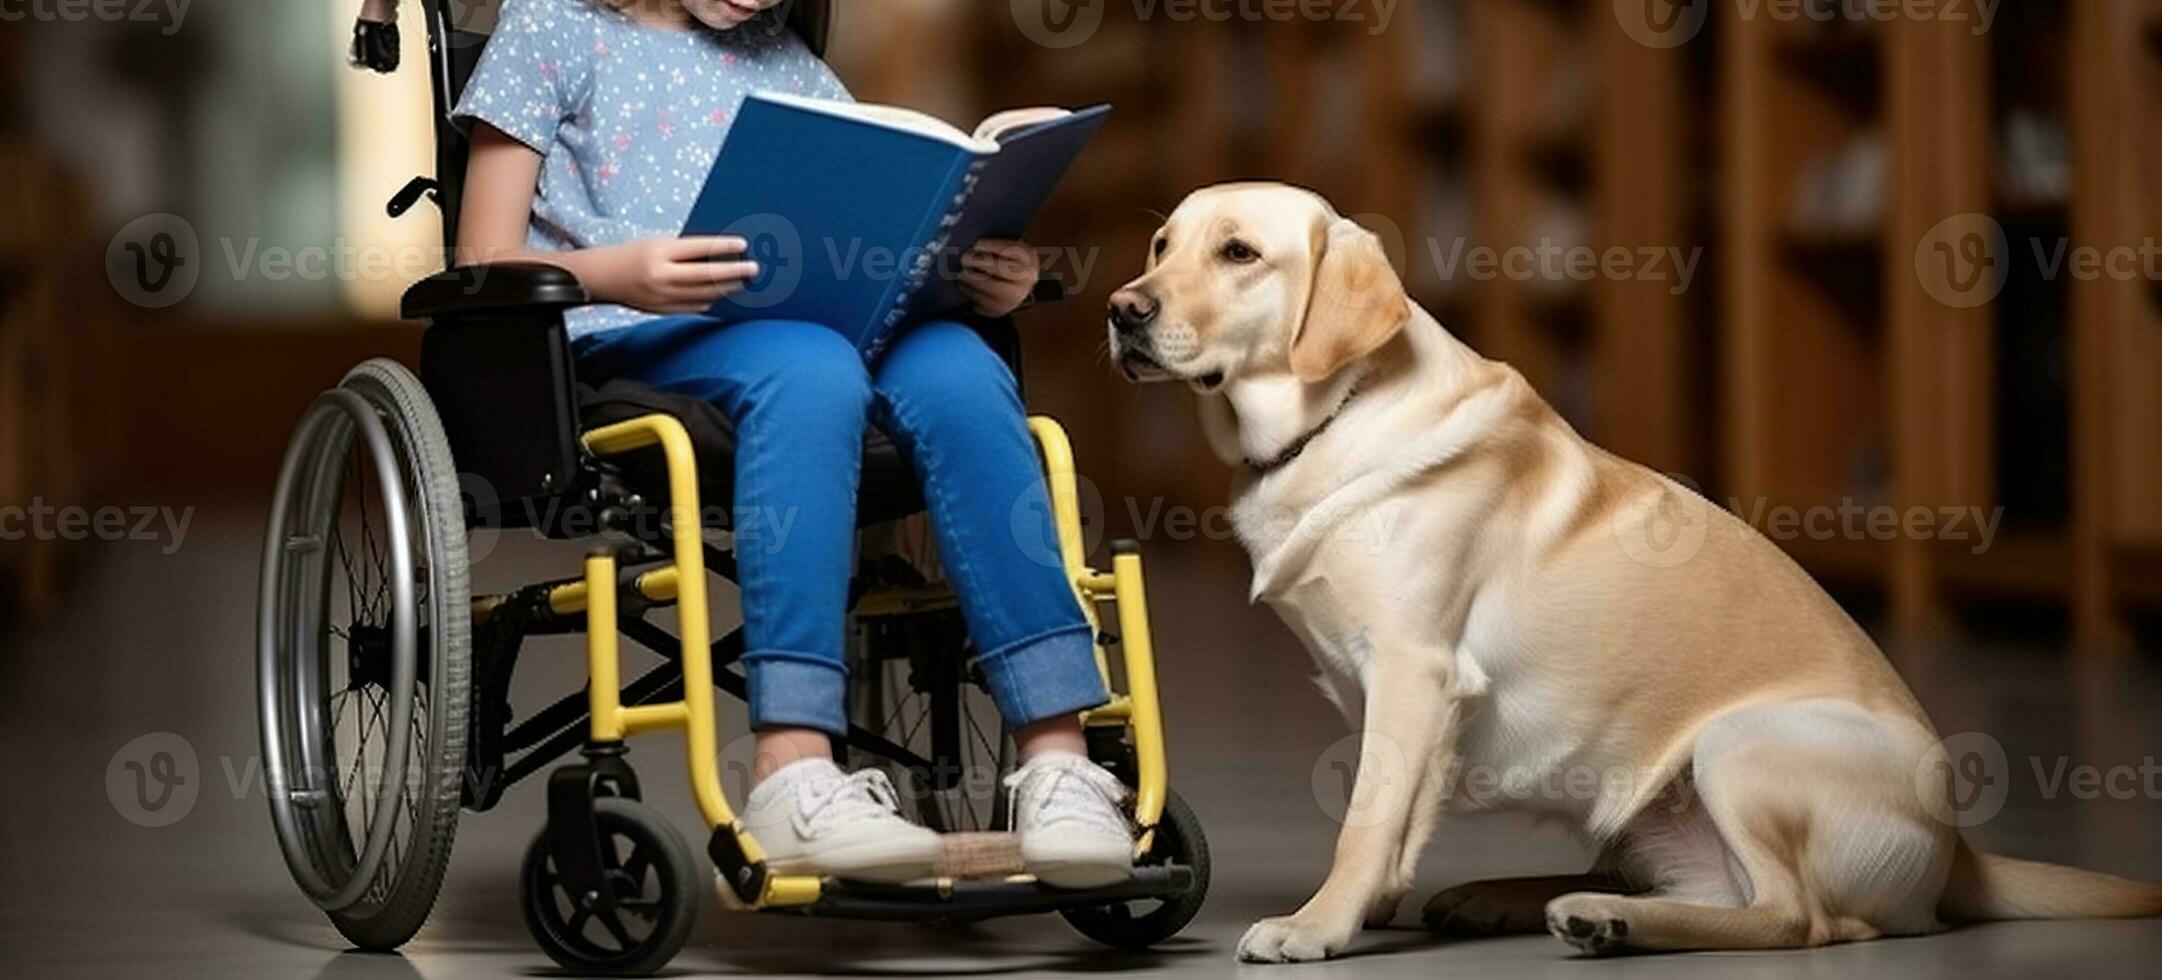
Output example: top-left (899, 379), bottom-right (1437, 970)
top-left (1940, 837), bottom-right (2162, 921)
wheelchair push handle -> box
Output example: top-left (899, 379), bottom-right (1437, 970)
top-left (351, 0), bottom-right (401, 74)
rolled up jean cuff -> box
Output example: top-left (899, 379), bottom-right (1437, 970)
top-left (975, 623), bottom-right (1109, 729)
top-left (743, 651), bottom-right (850, 737)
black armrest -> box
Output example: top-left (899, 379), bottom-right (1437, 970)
top-left (401, 261), bottom-right (589, 321)
top-left (1031, 274), bottom-right (1069, 307)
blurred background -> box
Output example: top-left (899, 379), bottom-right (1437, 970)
top-left (5, 0), bottom-right (2160, 645)
top-left (5, 1), bottom-right (2162, 975)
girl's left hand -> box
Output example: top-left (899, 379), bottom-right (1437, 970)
top-left (960, 239), bottom-right (1041, 318)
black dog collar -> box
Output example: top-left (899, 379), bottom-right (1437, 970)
top-left (1244, 379), bottom-right (1363, 476)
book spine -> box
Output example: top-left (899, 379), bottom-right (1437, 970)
top-left (863, 157), bottom-right (990, 363)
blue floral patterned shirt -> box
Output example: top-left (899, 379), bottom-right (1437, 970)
top-left (454, 0), bottom-right (850, 339)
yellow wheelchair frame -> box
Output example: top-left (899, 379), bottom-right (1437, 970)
top-left (267, 7), bottom-right (1204, 971)
top-left (559, 413), bottom-right (1171, 907)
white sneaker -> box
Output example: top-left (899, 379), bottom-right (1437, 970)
top-left (1006, 752), bottom-right (1135, 889)
top-left (738, 758), bottom-right (940, 884)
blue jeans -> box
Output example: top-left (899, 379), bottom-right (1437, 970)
top-left (575, 316), bottom-right (1106, 737)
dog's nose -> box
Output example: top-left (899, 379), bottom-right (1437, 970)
top-left (1108, 289), bottom-right (1160, 334)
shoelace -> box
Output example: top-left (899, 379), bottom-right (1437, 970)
top-left (1005, 758), bottom-right (1132, 836)
top-left (793, 768), bottom-right (908, 840)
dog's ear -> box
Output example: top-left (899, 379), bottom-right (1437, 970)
top-left (1290, 218), bottom-right (1411, 383)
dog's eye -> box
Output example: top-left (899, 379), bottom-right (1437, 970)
top-left (1221, 239), bottom-right (1260, 264)
top-left (1153, 236), bottom-right (1170, 259)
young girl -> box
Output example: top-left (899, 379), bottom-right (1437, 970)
top-left (453, 0), bottom-right (1133, 887)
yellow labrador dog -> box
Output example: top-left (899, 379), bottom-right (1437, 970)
top-left (1108, 182), bottom-right (2162, 962)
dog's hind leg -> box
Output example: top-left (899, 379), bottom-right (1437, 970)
top-left (1542, 700), bottom-right (1954, 955)
top-left (1423, 869), bottom-right (1628, 937)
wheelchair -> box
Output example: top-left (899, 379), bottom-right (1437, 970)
top-left (255, 2), bottom-right (1207, 973)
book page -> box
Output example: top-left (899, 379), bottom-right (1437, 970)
top-left (752, 92), bottom-right (998, 152)
top-left (975, 107), bottom-right (1074, 144)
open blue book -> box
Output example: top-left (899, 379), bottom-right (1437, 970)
top-left (683, 93), bottom-right (1111, 361)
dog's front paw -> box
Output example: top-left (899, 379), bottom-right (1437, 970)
top-left (1238, 913), bottom-right (1355, 963)
top-left (1543, 893), bottom-right (1631, 956)
top-left (1364, 885), bottom-right (1410, 929)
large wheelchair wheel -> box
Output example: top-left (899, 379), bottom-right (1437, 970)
top-left (521, 798), bottom-right (699, 976)
top-left (1061, 790), bottom-right (1211, 949)
top-left (852, 610), bottom-right (1013, 833)
top-left (257, 359), bottom-right (471, 949)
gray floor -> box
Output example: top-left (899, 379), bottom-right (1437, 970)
top-left (5, 507), bottom-right (2161, 978)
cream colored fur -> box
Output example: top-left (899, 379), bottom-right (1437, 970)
top-left (1106, 183), bottom-right (2162, 962)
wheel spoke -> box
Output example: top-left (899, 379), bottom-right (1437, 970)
top-left (596, 908), bottom-right (635, 949)
top-left (332, 524), bottom-right (365, 627)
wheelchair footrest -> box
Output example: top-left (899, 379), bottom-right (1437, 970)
top-left (935, 832), bottom-right (1024, 879)
top-left (785, 865), bottom-right (1196, 922)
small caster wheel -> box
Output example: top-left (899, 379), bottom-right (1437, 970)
top-left (1062, 790), bottom-right (1211, 949)
top-left (521, 798), bottom-right (699, 976)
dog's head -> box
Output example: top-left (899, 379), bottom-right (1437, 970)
top-left (1108, 183), bottom-right (1411, 393)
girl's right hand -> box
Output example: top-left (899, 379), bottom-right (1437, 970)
top-left (584, 236), bottom-right (760, 315)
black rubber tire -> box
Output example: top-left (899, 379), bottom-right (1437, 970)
top-left (332, 360), bottom-right (470, 950)
top-left (521, 798), bottom-right (700, 976)
top-left (1061, 789), bottom-right (1211, 949)
top-left (259, 359), bottom-right (469, 951)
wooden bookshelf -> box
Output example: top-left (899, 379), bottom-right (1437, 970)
top-left (950, 1), bottom-right (2159, 644)
top-left (1723, 0), bottom-right (2162, 644)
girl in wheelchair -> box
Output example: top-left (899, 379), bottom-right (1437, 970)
top-left (453, 0), bottom-right (1132, 889)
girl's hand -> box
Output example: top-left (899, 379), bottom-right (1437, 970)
top-left (960, 239), bottom-right (1041, 318)
top-left (582, 236), bottom-right (760, 315)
